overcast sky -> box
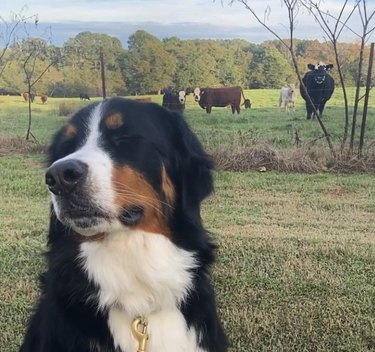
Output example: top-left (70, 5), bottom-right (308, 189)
top-left (2, 0), bottom-right (374, 46)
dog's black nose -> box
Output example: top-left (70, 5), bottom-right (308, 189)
top-left (45, 160), bottom-right (88, 195)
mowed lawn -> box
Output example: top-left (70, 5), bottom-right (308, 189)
top-left (0, 93), bottom-right (374, 351)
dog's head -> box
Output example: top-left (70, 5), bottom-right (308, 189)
top-left (46, 98), bottom-right (213, 239)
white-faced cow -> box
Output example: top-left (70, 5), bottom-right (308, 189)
top-left (162, 89), bottom-right (186, 113)
top-left (300, 63), bottom-right (335, 119)
top-left (193, 86), bottom-right (248, 114)
top-left (279, 84), bottom-right (296, 112)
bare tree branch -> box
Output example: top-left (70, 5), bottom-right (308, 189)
top-left (0, 8), bottom-right (38, 75)
top-left (229, 0), bottom-right (336, 157)
top-left (303, 3), bottom-right (361, 37)
top-left (300, 0), bottom-right (361, 151)
top-left (21, 39), bottom-right (59, 140)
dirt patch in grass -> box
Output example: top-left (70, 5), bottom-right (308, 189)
top-left (0, 138), bottom-right (47, 156)
top-left (212, 146), bottom-right (375, 173)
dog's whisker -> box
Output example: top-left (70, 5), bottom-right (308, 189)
top-left (113, 190), bottom-right (173, 208)
top-left (110, 182), bottom-right (174, 209)
top-left (115, 196), bottom-right (168, 218)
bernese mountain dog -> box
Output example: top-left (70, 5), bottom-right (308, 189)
top-left (20, 98), bottom-right (227, 352)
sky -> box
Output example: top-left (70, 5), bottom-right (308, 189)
top-left (2, 0), bottom-right (375, 46)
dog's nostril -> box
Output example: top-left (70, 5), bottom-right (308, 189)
top-left (45, 173), bottom-right (56, 187)
top-left (63, 168), bottom-right (83, 184)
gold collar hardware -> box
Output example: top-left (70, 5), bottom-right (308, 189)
top-left (131, 316), bottom-right (149, 352)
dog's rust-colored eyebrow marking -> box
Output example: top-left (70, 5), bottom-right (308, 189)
top-left (105, 112), bottom-right (124, 129)
top-left (65, 124), bottom-right (77, 138)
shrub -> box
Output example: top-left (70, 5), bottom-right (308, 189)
top-left (210, 145), bottom-right (375, 173)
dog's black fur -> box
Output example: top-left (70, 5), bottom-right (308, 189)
top-left (20, 98), bottom-right (227, 352)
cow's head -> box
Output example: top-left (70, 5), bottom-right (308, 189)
top-left (178, 90), bottom-right (186, 104)
top-left (307, 63), bottom-right (334, 85)
top-left (287, 83), bottom-right (296, 96)
top-left (193, 88), bottom-right (201, 102)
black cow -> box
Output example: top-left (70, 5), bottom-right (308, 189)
top-left (193, 86), bottom-right (247, 114)
top-left (300, 63), bottom-right (335, 119)
top-left (79, 93), bottom-right (90, 101)
top-left (162, 89), bottom-right (186, 113)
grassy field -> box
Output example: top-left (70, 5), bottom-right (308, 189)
top-left (0, 93), bottom-right (374, 351)
top-left (0, 88), bottom-right (374, 151)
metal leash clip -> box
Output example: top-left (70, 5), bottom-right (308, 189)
top-left (131, 316), bottom-right (149, 352)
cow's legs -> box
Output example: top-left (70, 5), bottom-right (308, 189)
top-left (319, 101), bottom-right (326, 118)
top-left (235, 104), bottom-right (240, 114)
top-left (306, 102), bottom-right (313, 119)
top-left (206, 106), bottom-right (212, 114)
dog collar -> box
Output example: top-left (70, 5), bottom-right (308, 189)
top-left (131, 316), bottom-right (149, 352)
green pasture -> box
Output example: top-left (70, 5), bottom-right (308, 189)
top-left (1, 88), bottom-right (374, 153)
top-left (0, 91), bottom-right (374, 351)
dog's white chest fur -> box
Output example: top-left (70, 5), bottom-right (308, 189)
top-left (79, 231), bottom-right (205, 352)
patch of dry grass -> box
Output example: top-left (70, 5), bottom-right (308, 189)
top-left (0, 137), bottom-right (47, 156)
top-left (212, 146), bottom-right (375, 173)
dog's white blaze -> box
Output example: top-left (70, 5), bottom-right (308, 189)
top-left (79, 231), bottom-right (203, 352)
top-left (50, 103), bottom-right (119, 235)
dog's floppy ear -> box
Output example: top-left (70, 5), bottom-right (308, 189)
top-left (172, 114), bottom-right (214, 219)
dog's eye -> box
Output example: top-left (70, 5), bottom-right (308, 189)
top-left (112, 134), bottom-right (138, 146)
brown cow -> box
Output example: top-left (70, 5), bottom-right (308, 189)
top-left (23, 92), bottom-right (35, 103)
top-left (41, 94), bottom-right (48, 104)
top-left (193, 86), bottom-right (248, 114)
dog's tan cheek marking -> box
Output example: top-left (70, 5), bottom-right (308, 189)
top-left (65, 124), bottom-right (77, 138)
top-left (105, 112), bottom-right (123, 129)
top-left (112, 166), bottom-right (171, 237)
top-left (162, 165), bottom-right (175, 205)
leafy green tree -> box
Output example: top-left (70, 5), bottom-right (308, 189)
top-left (248, 46), bottom-right (294, 88)
top-left (61, 31), bottom-right (126, 96)
top-left (218, 39), bottom-right (253, 87)
top-left (0, 58), bottom-right (24, 93)
top-left (122, 30), bottom-right (175, 94)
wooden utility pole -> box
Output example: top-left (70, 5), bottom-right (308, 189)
top-left (99, 46), bottom-right (106, 99)
top-left (359, 42), bottom-right (374, 156)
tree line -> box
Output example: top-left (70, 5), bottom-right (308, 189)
top-left (0, 30), bottom-right (370, 97)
